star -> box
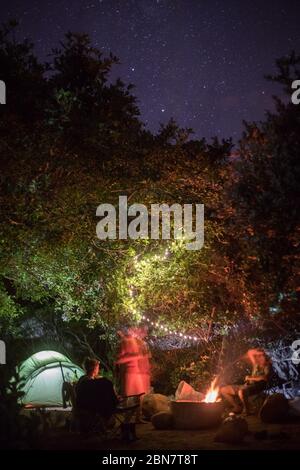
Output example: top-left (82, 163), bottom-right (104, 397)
top-left (3, 0), bottom-right (300, 141)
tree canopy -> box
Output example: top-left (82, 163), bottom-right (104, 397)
top-left (0, 24), bottom-right (299, 379)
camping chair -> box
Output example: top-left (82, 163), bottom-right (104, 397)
top-left (248, 366), bottom-right (282, 414)
top-left (62, 381), bottom-right (143, 439)
top-left (248, 391), bottom-right (267, 414)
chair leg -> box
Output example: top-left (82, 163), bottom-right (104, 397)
top-left (129, 423), bottom-right (138, 440)
top-left (120, 423), bottom-right (138, 442)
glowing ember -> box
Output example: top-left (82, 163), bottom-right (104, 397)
top-left (202, 377), bottom-right (220, 403)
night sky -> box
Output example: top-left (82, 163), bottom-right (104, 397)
top-left (2, 0), bottom-right (300, 140)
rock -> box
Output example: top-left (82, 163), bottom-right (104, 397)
top-left (215, 415), bottom-right (248, 444)
top-left (151, 411), bottom-right (173, 430)
top-left (259, 393), bottom-right (289, 423)
top-left (142, 393), bottom-right (170, 419)
top-left (289, 397), bottom-right (300, 416)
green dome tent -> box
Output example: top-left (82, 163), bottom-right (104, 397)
top-left (18, 350), bottom-right (84, 407)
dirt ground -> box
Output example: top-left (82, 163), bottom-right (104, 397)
top-left (40, 416), bottom-right (300, 451)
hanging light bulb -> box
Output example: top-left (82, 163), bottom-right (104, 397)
top-left (139, 315), bottom-right (199, 343)
top-left (129, 287), bottom-right (134, 298)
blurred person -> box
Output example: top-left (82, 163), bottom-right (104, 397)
top-left (116, 328), bottom-right (151, 422)
top-left (220, 348), bottom-right (271, 415)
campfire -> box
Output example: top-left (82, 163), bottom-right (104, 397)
top-left (202, 377), bottom-right (220, 403)
top-left (171, 377), bottom-right (223, 429)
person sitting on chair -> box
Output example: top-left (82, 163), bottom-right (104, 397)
top-left (220, 348), bottom-right (271, 415)
top-left (76, 357), bottom-right (118, 421)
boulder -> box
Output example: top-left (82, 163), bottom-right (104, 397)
top-left (259, 393), bottom-right (289, 423)
top-left (215, 415), bottom-right (248, 444)
top-left (289, 397), bottom-right (300, 416)
top-left (151, 411), bottom-right (173, 430)
top-left (142, 393), bottom-right (170, 419)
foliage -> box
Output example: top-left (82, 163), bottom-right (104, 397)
top-left (232, 51), bottom-right (300, 332)
top-left (0, 363), bottom-right (39, 449)
top-left (0, 24), bottom-right (299, 396)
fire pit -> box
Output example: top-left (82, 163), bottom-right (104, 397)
top-left (171, 400), bottom-right (224, 429)
top-left (171, 378), bottom-right (224, 429)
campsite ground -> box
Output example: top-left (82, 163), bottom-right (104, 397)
top-left (39, 415), bottom-right (300, 451)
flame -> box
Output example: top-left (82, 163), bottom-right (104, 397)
top-left (202, 377), bottom-right (220, 403)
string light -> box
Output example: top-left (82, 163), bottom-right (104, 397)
top-left (141, 314), bottom-right (199, 342)
top-left (129, 287), bottom-right (134, 298)
top-left (131, 248), bottom-right (199, 343)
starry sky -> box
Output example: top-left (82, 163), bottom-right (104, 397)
top-left (2, 0), bottom-right (300, 140)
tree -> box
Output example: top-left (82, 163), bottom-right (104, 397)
top-left (47, 32), bottom-right (143, 156)
top-left (2, 24), bottom-right (296, 389)
top-left (233, 52), bottom-right (300, 334)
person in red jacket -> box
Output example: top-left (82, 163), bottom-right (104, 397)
top-left (116, 329), bottom-right (151, 422)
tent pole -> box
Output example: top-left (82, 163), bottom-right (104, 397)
top-left (59, 361), bottom-right (66, 383)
